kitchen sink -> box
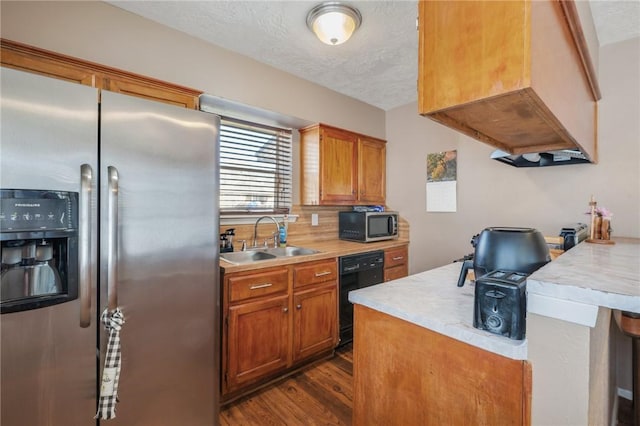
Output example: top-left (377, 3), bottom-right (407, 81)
top-left (264, 246), bottom-right (320, 257)
top-left (220, 246), bottom-right (320, 264)
top-left (220, 250), bottom-right (277, 264)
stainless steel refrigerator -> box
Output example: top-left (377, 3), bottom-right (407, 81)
top-left (0, 67), bottom-right (220, 425)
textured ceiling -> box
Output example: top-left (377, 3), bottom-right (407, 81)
top-left (107, 0), bottom-right (639, 111)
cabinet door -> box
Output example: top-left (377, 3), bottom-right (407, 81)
top-left (319, 127), bottom-right (358, 204)
top-left (226, 294), bottom-right (290, 393)
top-left (105, 76), bottom-right (199, 109)
top-left (293, 283), bottom-right (338, 362)
top-left (358, 137), bottom-right (386, 204)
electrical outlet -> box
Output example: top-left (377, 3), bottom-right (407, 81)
top-left (311, 213), bottom-right (319, 226)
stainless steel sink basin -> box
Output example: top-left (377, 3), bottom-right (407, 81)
top-left (220, 246), bottom-right (320, 264)
top-left (220, 250), bottom-right (277, 264)
top-left (264, 246), bottom-right (320, 257)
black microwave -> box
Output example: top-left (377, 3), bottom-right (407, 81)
top-left (338, 211), bottom-right (399, 242)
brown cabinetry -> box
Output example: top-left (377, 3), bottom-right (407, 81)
top-left (293, 260), bottom-right (338, 362)
top-left (224, 267), bottom-right (290, 393)
top-left (222, 258), bottom-right (338, 399)
top-left (353, 305), bottom-right (531, 425)
top-left (417, 0), bottom-right (598, 160)
top-left (300, 123), bottom-right (386, 206)
top-left (384, 245), bottom-right (409, 282)
top-left (1, 39), bottom-right (201, 109)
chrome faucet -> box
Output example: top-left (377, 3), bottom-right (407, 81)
top-left (253, 216), bottom-right (280, 248)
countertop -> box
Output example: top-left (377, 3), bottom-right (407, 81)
top-left (219, 238), bottom-right (409, 273)
top-left (527, 237), bottom-right (640, 313)
top-left (349, 237), bottom-right (640, 361)
top-left (349, 262), bottom-right (529, 360)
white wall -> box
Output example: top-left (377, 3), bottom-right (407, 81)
top-left (386, 37), bottom-right (640, 274)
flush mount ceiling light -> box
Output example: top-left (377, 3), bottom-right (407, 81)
top-left (306, 2), bottom-right (362, 46)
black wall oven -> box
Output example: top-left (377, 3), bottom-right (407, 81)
top-left (339, 250), bottom-right (384, 346)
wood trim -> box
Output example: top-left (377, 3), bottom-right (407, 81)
top-left (1, 38), bottom-right (202, 108)
top-left (558, 1), bottom-right (602, 100)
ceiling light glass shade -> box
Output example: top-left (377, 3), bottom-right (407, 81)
top-left (306, 2), bottom-right (362, 46)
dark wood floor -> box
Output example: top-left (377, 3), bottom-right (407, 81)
top-left (220, 343), bottom-right (633, 426)
top-left (220, 343), bottom-right (353, 426)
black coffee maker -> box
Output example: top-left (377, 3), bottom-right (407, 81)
top-left (456, 227), bottom-right (551, 287)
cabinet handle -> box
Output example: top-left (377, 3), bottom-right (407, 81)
top-left (249, 283), bottom-right (272, 290)
top-left (392, 256), bottom-right (405, 261)
top-left (296, 304), bottom-right (302, 310)
top-left (314, 271), bottom-right (332, 277)
top-left (283, 307), bottom-right (289, 313)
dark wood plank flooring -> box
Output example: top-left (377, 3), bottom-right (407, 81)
top-left (220, 343), bottom-right (353, 426)
top-left (220, 343), bottom-right (633, 426)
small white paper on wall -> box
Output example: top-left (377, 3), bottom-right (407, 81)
top-left (426, 180), bottom-right (457, 212)
top-left (426, 150), bottom-right (457, 212)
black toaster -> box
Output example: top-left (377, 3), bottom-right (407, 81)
top-left (473, 270), bottom-right (528, 340)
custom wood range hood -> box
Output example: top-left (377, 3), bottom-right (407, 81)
top-left (418, 0), bottom-right (601, 166)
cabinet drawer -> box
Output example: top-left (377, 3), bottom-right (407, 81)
top-left (228, 268), bottom-right (289, 303)
top-left (294, 259), bottom-right (337, 289)
top-left (385, 265), bottom-right (409, 282)
top-left (385, 246), bottom-right (408, 269)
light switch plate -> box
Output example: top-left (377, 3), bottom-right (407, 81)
top-left (311, 213), bottom-right (319, 226)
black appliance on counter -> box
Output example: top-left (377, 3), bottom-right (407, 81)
top-left (457, 227), bottom-right (550, 339)
top-left (339, 250), bottom-right (384, 346)
top-left (457, 227), bottom-right (551, 287)
top-left (474, 270), bottom-right (528, 340)
top-left (559, 223), bottom-right (589, 250)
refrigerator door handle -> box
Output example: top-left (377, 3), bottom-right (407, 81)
top-left (79, 164), bottom-right (93, 327)
top-left (107, 166), bottom-right (119, 311)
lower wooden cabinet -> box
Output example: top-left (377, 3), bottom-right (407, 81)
top-left (384, 245), bottom-right (409, 282)
top-left (293, 282), bottom-right (338, 362)
top-left (226, 294), bottom-right (289, 392)
top-left (222, 258), bottom-right (338, 399)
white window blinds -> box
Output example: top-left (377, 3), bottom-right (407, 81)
top-left (219, 117), bottom-right (292, 214)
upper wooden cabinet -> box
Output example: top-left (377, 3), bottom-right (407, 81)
top-left (1, 39), bottom-right (201, 109)
top-left (300, 123), bottom-right (386, 206)
top-left (418, 0), bottom-right (600, 160)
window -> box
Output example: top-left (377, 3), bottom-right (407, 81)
top-left (219, 117), bottom-right (292, 214)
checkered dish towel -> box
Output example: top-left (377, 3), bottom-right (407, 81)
top-left (95, 308), bottom-right (125, 420)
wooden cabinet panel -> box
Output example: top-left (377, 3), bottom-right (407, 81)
top-left (105, 76), bottom-right (198, 109)
top-left (226, 294), bottom-right (290, 392)
top-left (353, 305), bottom-right (531, 425)
top-left (1, 39), bottom-right (201, 109)
top-left (300, 123), bottom-right (386, 206)
top-left (384, 245), bottom-right (408, 282)
top-left (357, 137), bottom-right (386, 204)
top-left (417, 0), bottom-right (598, 160)
top-left (228, 267), bottom-right (289, 303)
top-left (293, 259), bottom-right (337, 289)
top-left (293, 283), bottom-right (338, 362)
top-left (223, 257), bottom-right (339, 399)
top-left (319, 127), bottom-right (358, 204)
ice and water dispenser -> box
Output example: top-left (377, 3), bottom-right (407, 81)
top-left (1, 189), bottom-right (79, 313)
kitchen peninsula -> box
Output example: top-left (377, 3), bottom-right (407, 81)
top-left (349, 238), bottom-right (640, 425)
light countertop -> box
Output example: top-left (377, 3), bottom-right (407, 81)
top-left (349, 237), bottom-right (640, 361)
top-left (219, 238), bottom-right (409, 273)
top-left (348, 262), bottom-right (529, 360)
top-left (527, 237), bottom-right (640, 313)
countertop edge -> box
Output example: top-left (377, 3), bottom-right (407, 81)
top-left (219, 238), bottom-right (409, 273)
